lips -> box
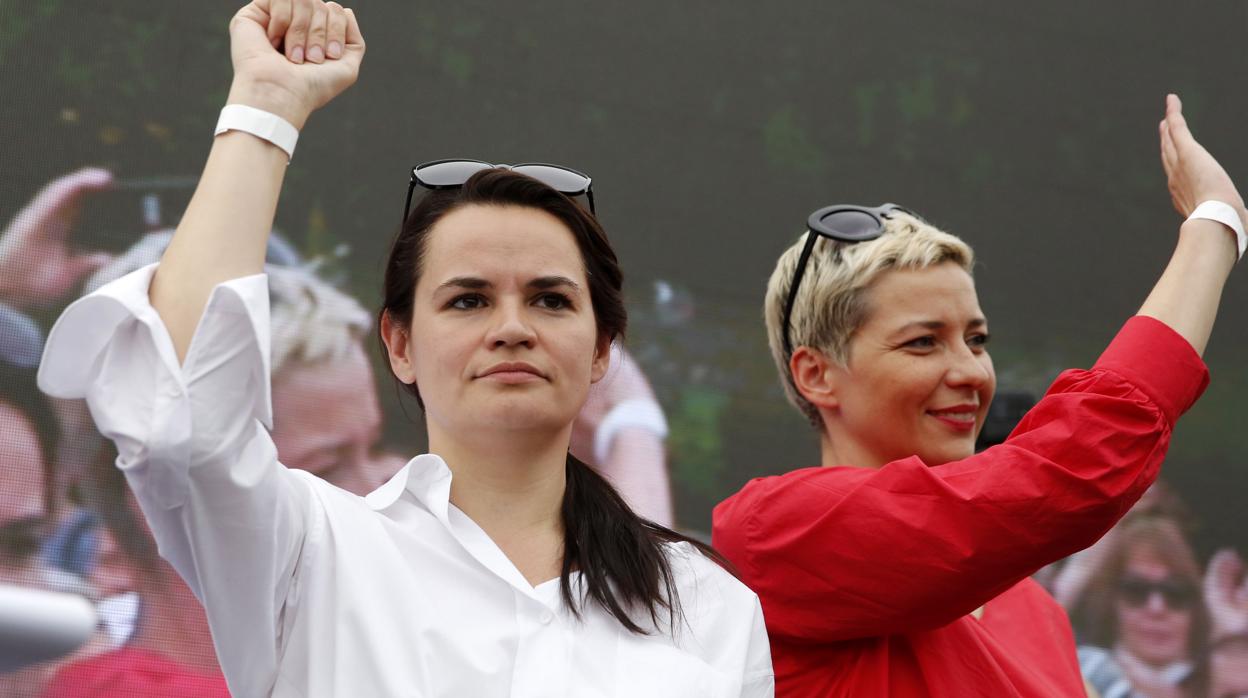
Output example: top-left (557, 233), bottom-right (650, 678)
top-left (477, 362), bottom-right (545, 383)
top-left (927, 404), bottom-right (978, 431)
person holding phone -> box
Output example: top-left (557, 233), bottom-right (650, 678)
top-left (36, 1), bottom-right (772, 696)
top-left (713, 95), bottom-right (1244, 696)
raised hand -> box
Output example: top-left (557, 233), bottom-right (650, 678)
top-left (1159, 94), bottom-right (1246, 225)
top-left (1205, 549), bottom-right (1248, 640)
top-left (227, 0), bottom-right (365, 130)
top-left (0, 168), bottom-right (113, 309)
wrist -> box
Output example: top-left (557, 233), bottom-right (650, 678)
top-left (1185, 200), bottom-right (1247, 262)
top-left (226, 79), bottom-right (311, 131)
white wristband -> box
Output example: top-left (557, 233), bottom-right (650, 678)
top-left (214, 104), bottom-right (299, 162)
top-left (1187, 200), bottom-right (1246, 262)
top-left (594, 399), bottom-right (669, 464)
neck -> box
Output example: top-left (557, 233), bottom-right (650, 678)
top-left (818, 426), bottom-right (884, 469)
top-left (429, 422), bottom-right (568, 555)
top-left (129, 564), bottom-right (220, 675)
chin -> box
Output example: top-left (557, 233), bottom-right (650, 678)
top-left (478, 399), bottom-right (574, 433)
top-left (918, 442), bottom-right (976, 467)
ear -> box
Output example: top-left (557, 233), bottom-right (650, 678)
top-left (380, 311), bottom-right (417, 384)
top-left (789, 345), bottom-right (841, 411)
top-left (589, 335), bottom-right (612, 384)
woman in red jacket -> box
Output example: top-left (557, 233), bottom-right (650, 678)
top-left (712, 95), bottom-right (1246, 697)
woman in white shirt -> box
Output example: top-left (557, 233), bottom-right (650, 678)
top-left (36, 1), bottom-right (773, 696)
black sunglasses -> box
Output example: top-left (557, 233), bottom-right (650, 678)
top-left (404, 159), bottom-right (595, 226)
top-left (1117, 576), bottom-right (1197, 610)
top-left (780, 203), bottom-right (924, 357)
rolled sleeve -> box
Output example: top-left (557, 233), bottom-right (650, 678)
top-left (38, 263), bottom-right (313, 697)
top-left (1093, 315), bottom-right (1209, 426)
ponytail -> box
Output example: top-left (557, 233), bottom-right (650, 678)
top-left (560, 455), bottom-right (734, 634)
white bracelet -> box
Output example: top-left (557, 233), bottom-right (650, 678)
top-left (214, 104), bottom-right (299, 162)
top-left (1187, 200), bottom-right (1246, 262)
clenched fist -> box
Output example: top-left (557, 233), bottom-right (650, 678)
top-left (226, 0), bottom-right (365, 130)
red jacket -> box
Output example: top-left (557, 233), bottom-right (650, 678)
top-left (713, 316), bottom-right (1208, 697)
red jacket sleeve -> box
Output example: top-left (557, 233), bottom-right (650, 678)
top-left (712, 316), bottom-right (1208, 644)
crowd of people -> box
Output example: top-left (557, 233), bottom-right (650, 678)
top-left (1, 0), bottom-right (1246, 696)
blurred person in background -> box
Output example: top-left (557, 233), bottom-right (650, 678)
top-left (38, 445), bottom-right (229, 698)
top-left (0, 305), bottom-right (105, 697)
top-left (1205, 549), bottom-right (1248, 698)
top-left (1071, 516), bottom-right (1211, 698)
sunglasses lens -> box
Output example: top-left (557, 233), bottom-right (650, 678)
top-left (1118, 577), bottom-right (1194, 610)
top-left (415, 160), bottom-right (493, 187)
top-left (512, 165), bottom-right (591, 195)
top-left (816, 210), bottom-right (880, 240)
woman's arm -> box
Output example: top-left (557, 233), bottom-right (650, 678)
top-left (1138, 94), bottom-right (1244, 355)
top-left (570, 347), bottom-right (675, 525)
top-left (151, 0), bottom-right (363, 362)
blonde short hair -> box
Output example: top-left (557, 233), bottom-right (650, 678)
top-left (763, 213), bottom-right (974, 429)
top-left (87, 231), bottom-right (371, 374)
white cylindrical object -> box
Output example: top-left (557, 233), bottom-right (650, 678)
top-left (0, 585), bottom-right (97, 672)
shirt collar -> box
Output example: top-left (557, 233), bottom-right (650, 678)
top-left (364, 454), bottom-right (453, 526)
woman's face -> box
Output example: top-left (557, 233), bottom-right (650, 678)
top-left (271, 343), bottom-right (383, 494)
top-left (826, 262), bottom-right (995, 467)
top-left (1116, 547), bottom-right (1195, 665)
top-left (394, 204), bottom-right (607, 442)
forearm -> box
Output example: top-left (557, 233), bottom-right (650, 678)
top-left (603, 429), bottom-right (674, 526)
top-left (1137, 219), bottom-right (1237, 357)
top-left (150, 108), bottom-right (291, 362)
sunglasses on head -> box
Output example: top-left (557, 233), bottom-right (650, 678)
top-left (1117, 576), bottom-right (1196, 610)
top-left (780, 203), bottom-right (925, 357)
top-left (403, 159), bottom-right (595, 226)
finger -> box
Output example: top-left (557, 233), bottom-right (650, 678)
top-left (1165, 93), bottom-right (1196, 146)
top-left (1160, 120), bottom-right (1180, 175)
top-left (285, 0), bottom-right (313, 64)
top-left (267, 0), bottom-right (292, 49)
top-left (325, 2), bottom-right (347, 59)
top-left (14, 169), bottom-right (114, 237)
top-left (1159, 120), bottom-right (1176, 180)
top-left (343, 7), bottom-right (364, 51)
top-left (306, 4), bottom-right (328, 63)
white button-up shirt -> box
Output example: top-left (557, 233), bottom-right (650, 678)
top-left (38, 265), bottom-right (774, 698)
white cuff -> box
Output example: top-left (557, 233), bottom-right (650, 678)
top-left (594, 399), bottom-right (669, 464)
top-left (214, 105), bottom-right (299, 162)
top-left (1187, 200), bottom-right (1246, 262)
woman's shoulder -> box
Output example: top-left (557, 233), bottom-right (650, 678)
top-left (663, 540), bottom-right (760, 609)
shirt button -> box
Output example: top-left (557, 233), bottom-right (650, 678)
top-left (539, 611), bottom-right (554, 625)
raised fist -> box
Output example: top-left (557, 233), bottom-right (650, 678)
top-left (227, 0), bottom-right (365, 129)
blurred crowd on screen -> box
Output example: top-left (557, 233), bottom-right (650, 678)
top-left (1, 170), bottom-right (1246, 697)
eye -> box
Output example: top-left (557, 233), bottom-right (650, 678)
top-left (967, 332), bottom-right (991, 349)
top-left (449, 293), bottom-right (486, 310)
top-left (903, 335), bottom-right (937, 349)
top-left (534, 292), bottom-right (572, 311)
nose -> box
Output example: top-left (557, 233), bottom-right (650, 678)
top-left (1146, 590), bottom-right (1169, 613)
top-left (945, 342), bottom-right (992, 390)
top-left (485, 299), bottom-right (536, 349)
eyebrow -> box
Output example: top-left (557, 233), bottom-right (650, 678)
top-left (891, 318), bottom-right (987, 336)
top-left (434, 276), bottom-right (583, 293)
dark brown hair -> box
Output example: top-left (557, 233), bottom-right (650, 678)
top-left (379, 169), bottom-right (730, 633)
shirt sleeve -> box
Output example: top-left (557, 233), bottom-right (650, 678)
top-left (712, 315), bottom-right (1208, 644)
top-left (38, 263), bottom-right (316, 694)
